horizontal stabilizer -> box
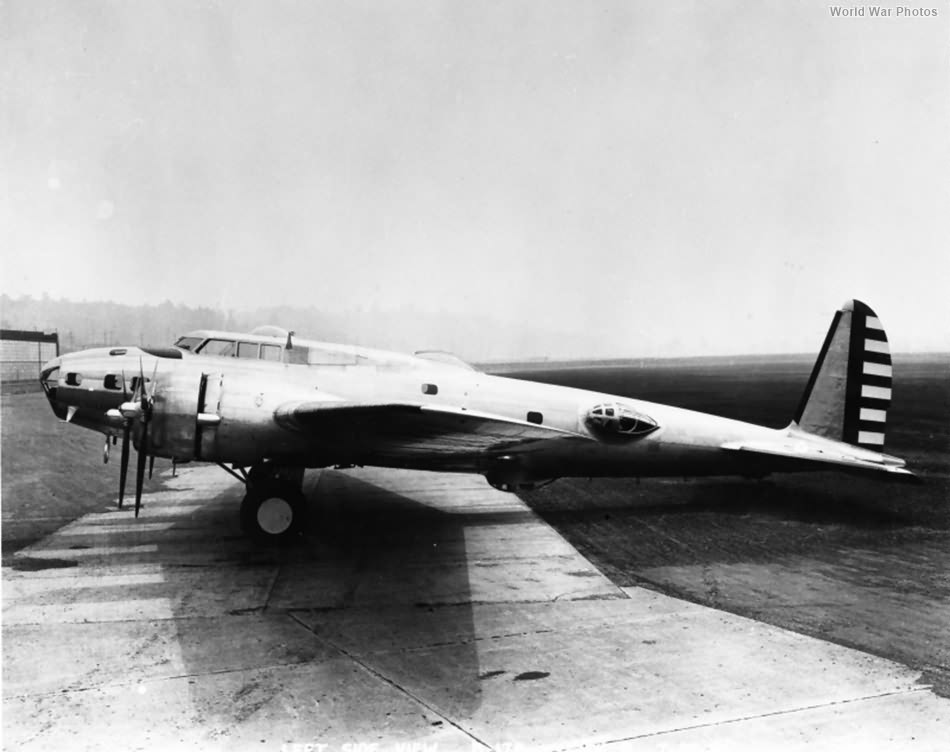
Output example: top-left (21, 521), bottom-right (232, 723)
top-left (721, 437), bottom-right (918, 481)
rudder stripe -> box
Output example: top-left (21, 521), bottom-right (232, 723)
top-left (843, 301), bottom-right (891, 448)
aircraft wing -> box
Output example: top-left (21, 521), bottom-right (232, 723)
top-left (721, 439), bottom-right (919, 481)
top-left (275, 401), bottom-right (591, 461)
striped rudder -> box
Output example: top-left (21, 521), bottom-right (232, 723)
top-left (794, 300), bottom-right (891, 449)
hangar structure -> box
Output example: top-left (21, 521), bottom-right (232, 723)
top-left (0, 329), bottom-right (59, 387)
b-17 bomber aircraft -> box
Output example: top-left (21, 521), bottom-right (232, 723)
top-left (39, 300), bottom-right (915, 541)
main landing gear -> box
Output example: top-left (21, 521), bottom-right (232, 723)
top-left (220, 464), bottom-right (307, 543)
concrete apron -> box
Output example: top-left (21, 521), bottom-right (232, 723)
top-left (3, 465), bottom-right (947, 751)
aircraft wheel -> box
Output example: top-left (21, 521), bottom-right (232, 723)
top-left (240, 484), bottom-right (305, 543)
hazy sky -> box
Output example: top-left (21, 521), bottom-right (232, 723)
top-left (3, 1), bottom-right (949, 357)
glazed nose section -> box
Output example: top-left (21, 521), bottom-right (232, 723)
top-left (40, 357), bottom-right (61, 392)
top-left (40, 357), bottom-right (67, 419)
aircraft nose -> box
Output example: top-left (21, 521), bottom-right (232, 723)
top-left (39, 356), bottom-right (68, 419)
top-left (40, 356), bottom-right (61, 387)
top-left (40, 357), bottom-right (62, 402)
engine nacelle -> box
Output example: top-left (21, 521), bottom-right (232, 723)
top-left (190, 370), bottom-right (312, 466)
top-left (484, 454), bottom-right (549, 493)
top-left (485, 476), bottom-right (543, 493)
top-left (138, 368), bottom-right (305, 465)
top-left (140, 369), bottom-right (203, 461)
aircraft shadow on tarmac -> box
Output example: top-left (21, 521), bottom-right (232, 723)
top-left (160, 469), bottom-right (502, 729)
top-left (520, 472), bottom-right (950, 577)
top-left (526, 474), bottom-right (935, 528)
top-left (679, 482), bottom-right (899, 526)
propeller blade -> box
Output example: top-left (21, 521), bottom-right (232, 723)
top-left (139, 356), bottom-right (147, 400)
top-left (148, 359), bottom-right (159, 401)
top-left (134, 423), bottom-right (148, 518)
top-left (118, 423), bottom-right (130, 509)
top-left (148, 454), bottom-right (155, 480)
top-left (133, 355), bottom-right (158, 517)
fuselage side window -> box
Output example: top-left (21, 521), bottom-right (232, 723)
top-left (286, 346), bottom-right (309, 365)
top-left (260, 344), bottom-right (282, 362)
top-left (197, 339), bottom-right (236, 357)
top-left (237, 342), bottom-right (259, 359)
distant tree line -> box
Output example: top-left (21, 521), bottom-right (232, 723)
top-left (0, 294), bottom-right (234, 353)
top-left (0, 294), bottom-right (593, 361)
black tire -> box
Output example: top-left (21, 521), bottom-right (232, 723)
top-left (240, 483), bottom-right (305, 543)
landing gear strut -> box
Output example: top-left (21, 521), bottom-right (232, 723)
top-left (238, 465), bottom-right (306, 543)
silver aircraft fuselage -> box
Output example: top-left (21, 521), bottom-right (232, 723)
top-left (39, 331), bottom-right (903, 488)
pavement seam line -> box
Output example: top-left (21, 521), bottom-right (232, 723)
top-left (4, 657), bottom-right (338, 700)
top-left (286, 610), bottom-right (493, 750)
top-left (260, 563), bottom-right (283, 611)
top-left (557, 686), bottom-right (936, 750)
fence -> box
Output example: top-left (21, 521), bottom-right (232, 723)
top-left (1, 329), bottom-right (60, 385)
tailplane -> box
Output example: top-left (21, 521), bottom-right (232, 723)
top-left (793, 300), bottom-right (892, 449)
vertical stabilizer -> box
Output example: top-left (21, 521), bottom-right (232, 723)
top-left (794, 300), bottom-right (891, 448)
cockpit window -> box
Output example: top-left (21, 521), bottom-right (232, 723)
top-left (260, 344), bottom-right (282, 362)
top-left (175, 336), bottom-right (203, 352)
top-left (197, 339), bottom-right (235, 357)
top-left (236, 342), bottom-right (259, 359)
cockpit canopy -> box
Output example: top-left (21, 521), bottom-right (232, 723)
top-left (174, 333), bottom-right (286, 362)
top-left (585, 402), bottom-right (659, 440)
top-left (248, 325), bottom-right (290, 338)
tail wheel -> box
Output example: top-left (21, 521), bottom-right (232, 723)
top-left (240, 484), bottom-right (305, 542)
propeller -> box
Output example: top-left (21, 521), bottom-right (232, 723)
top-left (133, 358), bottom-right (159, 518)
top-left (118, 420), bottom-right (131, 509)
top-left (135, 423), bottom-right (148, 517)
top-left (117, 370), bottom-right (132, 509)
top-left (115, 359), bottom-right (158, 517)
